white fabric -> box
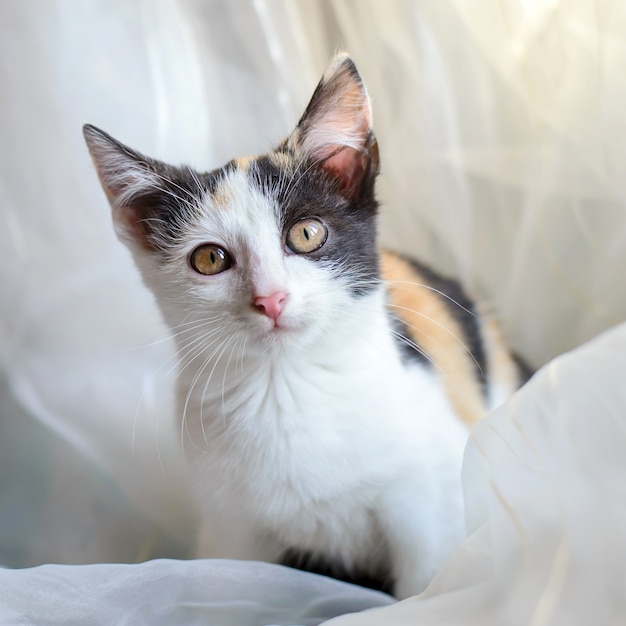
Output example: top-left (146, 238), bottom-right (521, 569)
top-left (2, 320), bottom-right (625, 624)
top-left (326, 322), bottom-right (626, 625)
top-left (0, 559), bottom-right (392, 625)
top-left (1, 0), bottom-right (625, 623)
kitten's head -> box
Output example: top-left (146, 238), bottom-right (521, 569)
top-left (84, 54), bottom-right (381, 356)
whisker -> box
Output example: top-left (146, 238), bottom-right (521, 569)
top-left (384, 279), bottom-right (477, 318)
top-left (180, 351), bottom-right (213, 455)
top-left (136, 317), bottom-right (221, 351)
top-left (180, 334), bottom-right (232, 452)
top-left (186, 166), bottom-right (208, 199)
top-left (145, 320), bottom-right (224, 383)
top-left (237, 335), bottom-right (248, 375)
top-left (387, 302), bottom-right (484, 376)
top-left (221, 337), bottom-right (243, 428)
top-left (280, 154), bottom-right (318, 208)
top-left (198, 336), bottom-right (236, 441)
top-left (168, 327), bottom-right (225, 381)
top-left (387, 325), bottom-right (437, 369)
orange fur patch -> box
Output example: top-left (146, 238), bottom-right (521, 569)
top-left (381, 251), bottom-right (485, 427)
top-left (269, 151), bottom-right (293, 170)
top-left (211, 179), bottom-right (234, 209)
top-left (234, 155), bottom-right (255, 171)
top-left (478, 310), bottom-right (522, 396)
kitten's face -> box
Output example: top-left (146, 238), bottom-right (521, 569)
top-left (84, 54), bottom-right (380, 356)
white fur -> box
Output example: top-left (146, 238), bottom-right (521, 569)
top-left (123, 168), bottom-right (470, 599)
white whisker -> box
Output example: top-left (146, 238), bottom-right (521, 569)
top-left (387, 302), bottom-right (484, 375)
top-left (384, 279), bottom-right (476, 317)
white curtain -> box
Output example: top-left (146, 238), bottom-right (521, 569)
top-left (1, 0), bottom-right (625, 623)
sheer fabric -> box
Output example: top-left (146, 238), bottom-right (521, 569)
top-left (1, 1), bottom-right (625, 623)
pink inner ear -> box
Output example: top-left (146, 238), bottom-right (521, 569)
top-left (321, 146), bottom-right (366, 196)
top-left (113, 205), bottom-right (158, 251)
top-left (293, 56), bottom-right (377, 198)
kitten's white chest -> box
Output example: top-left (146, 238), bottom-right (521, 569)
top-left (182, 309), bottom-right (468, 568)
top-left (188, 340), bottom-right (406, 496)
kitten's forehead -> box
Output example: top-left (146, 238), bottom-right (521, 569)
top-left (195, 162), bottom-right (280, 248)
top-left (210, 151), bottom-right (294, 221)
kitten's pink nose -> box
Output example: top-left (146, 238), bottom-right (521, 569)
top-left (253, 291), bottom-right (288, 321)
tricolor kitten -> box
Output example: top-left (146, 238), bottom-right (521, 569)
top-left (84, 54), bottom-right (528, 598)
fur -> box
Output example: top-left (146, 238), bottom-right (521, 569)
top-left (84, 53), bottom-right (527, 598)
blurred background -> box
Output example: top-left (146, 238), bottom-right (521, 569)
top-left (1, 0), bottom-right (625, 569)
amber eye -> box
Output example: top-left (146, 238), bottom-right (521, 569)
top-left (190, 244), bottom-right (232, 275)
top-left (286, 218), bottom-right (328, 254)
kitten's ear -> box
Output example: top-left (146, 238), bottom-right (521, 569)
top-left (290, 53), bottom-right (379, 199)
top-left (83, 124), bottom-right (163, 249)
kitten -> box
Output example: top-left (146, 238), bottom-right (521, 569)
top-left (84, 53), bottom-right (528, 599)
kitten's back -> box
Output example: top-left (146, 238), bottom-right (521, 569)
top-left (382, 250), bottom-right (529, 425)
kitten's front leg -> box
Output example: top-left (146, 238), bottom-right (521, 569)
top-left (379, 483), bottom-right (465, 599)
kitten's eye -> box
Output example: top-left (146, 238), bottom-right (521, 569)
top-left (286, 218), bottom-right (328, 254)
top-left (190, 244), bottom-right (232, 275)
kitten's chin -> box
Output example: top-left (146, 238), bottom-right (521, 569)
top-left (251, 315), bottom-right (321, 353)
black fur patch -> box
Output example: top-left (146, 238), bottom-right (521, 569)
top-left (136, 164), bottom-right (230, 249)
top-left (390, 314), bottom-right (432, 366)
top-left (280, 548), bottom-right (394, 595)
top-left (248, 155), bottom-right (380, 296)
top-left (512, 352), bottom-right (534, 386)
